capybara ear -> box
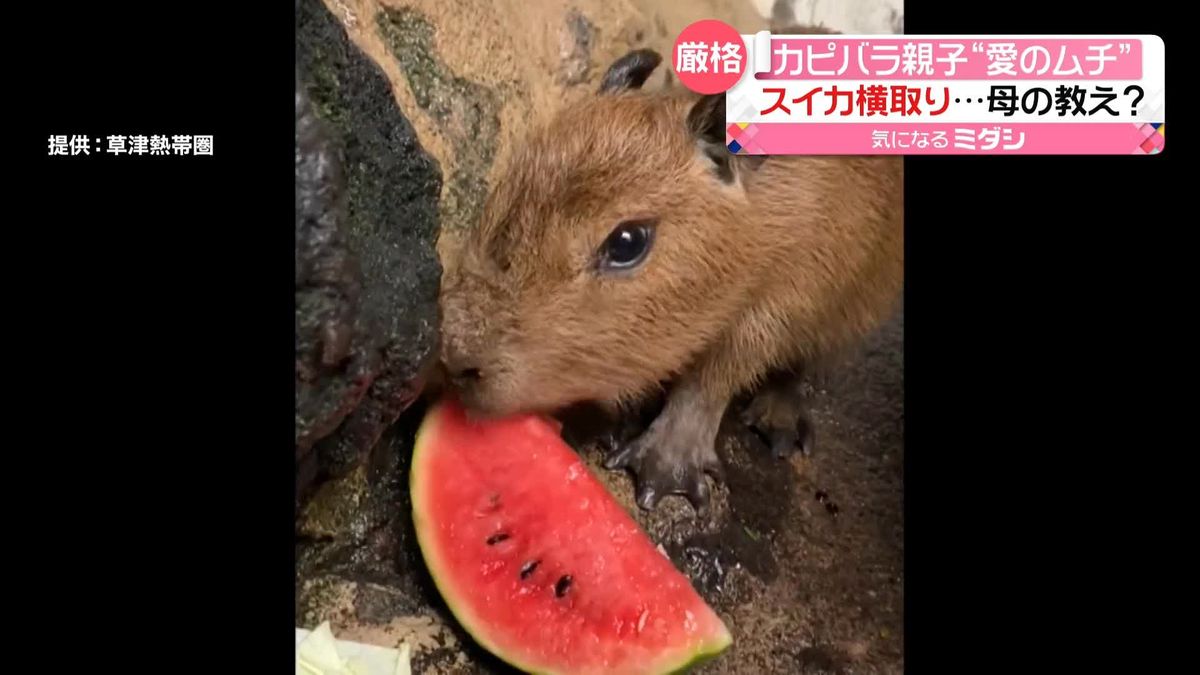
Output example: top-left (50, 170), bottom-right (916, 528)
top-left (599, 49), bottom-right (663, 93)
top-left (686, 92), bottom-right (726, 145)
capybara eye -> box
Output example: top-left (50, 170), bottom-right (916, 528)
top-left (599, 220), bottom-right (656, 272)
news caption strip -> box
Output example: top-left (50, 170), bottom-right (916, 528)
top-left (699, 33), bottom-right (1165, 155)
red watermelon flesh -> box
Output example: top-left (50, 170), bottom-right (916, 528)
top-left (411, 398), bottom-right (733, 675)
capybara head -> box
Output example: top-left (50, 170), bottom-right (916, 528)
top-left (439, 50), bottom-right (766, 416)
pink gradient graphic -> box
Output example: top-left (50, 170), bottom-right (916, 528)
top-left (734, 123), bottom-right (1164, 155)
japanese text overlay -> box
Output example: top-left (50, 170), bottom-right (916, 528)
top-left (672, 26), bottom-right (1165, 155)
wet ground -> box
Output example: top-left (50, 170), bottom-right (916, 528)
top-left (297, 304), bottom-right (903, 674)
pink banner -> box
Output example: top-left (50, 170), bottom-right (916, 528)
top-left (727, 122), bottom-right (1165, 155)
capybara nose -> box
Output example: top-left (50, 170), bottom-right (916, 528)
top-left (442, 338), bottom-right (484, 391)
top-left (449, 366), bottom-right (482, 389)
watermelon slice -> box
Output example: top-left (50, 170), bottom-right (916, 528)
top-left (411, 398), bottom-right (733, 674)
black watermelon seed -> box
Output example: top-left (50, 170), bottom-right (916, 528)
top-left (555, 575), bottom-right (573, 597)
top-left (486, 533), bottom-right (510, 545)
top-left (519, 560), bottom-right (540, 579)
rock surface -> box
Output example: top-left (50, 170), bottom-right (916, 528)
top-left (297, 305), bottom-right (904, 673)
top-left (775, 0), bottom-right (904, 34)
top-left (306, 0), bottom-right (767, 261)
top-left (295, 0), bottom-right (442, 501)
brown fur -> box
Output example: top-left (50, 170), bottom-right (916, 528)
top-left (439, 42), bottom-right (903, 510)
top-left (441, 90), bottom-right (902, 416)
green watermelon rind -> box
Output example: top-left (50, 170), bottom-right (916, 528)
top-left (409, 400), bottom-right (734, 675)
